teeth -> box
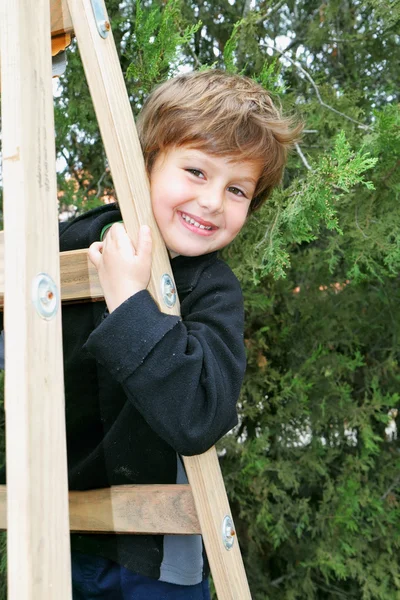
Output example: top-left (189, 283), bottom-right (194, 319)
top-left (181, 213), bottom-right (212, 230)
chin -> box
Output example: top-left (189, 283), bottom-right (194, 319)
top-left (172, 247), bottom-right (212, 258)
top-left (174, 249), bottom-right (202, 258)
top-left (166, 240), bottom-right (208, 257)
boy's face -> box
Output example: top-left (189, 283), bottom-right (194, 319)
top-left (150, 146), bottom-right (262, 257)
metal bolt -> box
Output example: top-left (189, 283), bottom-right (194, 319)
top-left (222, 515), bottom-right (236, 550)
top-left (91, 0), bottom-right (111, 38)
top-left (32, 274), bottom-right (58, 320)
top-left (40, 288), bottom-right (54, 305)
top-left (161, 274), bottom-right (177, 308)
top-left (100, 20), bottom-right (111, 34)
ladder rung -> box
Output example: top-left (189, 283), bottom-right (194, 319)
top-left (0, 231), bottom-right (103, 305)
top-left (59, 248), bottom-right (103, 302)
top-left (0, 484), bottom-right (200, 534)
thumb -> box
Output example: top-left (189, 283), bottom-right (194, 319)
top-left (88, 241), bottom-right (104, 269)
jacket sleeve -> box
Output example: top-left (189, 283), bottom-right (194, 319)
top-left (83, 260), bottom-right (246, 456)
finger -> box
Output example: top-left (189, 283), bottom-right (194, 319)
top-left (88, 241), bottom-right (104, 268)
top-left (136, 225), bottom-right (152, 267)
top-left (108, 222), bottom-right (127, 241)
top-left (108, 222), bottom-right (136, 254)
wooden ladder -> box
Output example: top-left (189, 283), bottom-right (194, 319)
top-left (0, 1), bottom-right (251, 598)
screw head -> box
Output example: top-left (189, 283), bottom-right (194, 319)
top-left (161, 274), bottom-right (177, 308)
top-left (99, 20), bottom-right (110, 35)
top-left (32, 274), bottom-right (58, 320)
top-left (222, 515), bottom-right (236, 550)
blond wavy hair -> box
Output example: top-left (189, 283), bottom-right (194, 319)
top-left (137, 70), bottom-right (302, 212)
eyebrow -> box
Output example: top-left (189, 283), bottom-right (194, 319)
top-left (236, 176), bottom-right (258, 185)
top-left (180, 152), bottom-right (258, 185)
top-left (180, 151), bottom-right (212, 164)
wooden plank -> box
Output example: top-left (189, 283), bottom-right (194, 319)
top-left (66, 1), bottom-right (252, 598)
top-left (66, 0), bottom-right (176, 316)
top-left (0, 1), bottom-right (72, 598)
top-left (50, 0), bottom-right (74, 37)
top-left (0, 484), bottom-right (201, 535)
top-left (0, 242), bottom-right (102, 306)
top-left (185, 450), bottom-right (251, 599)
top-left (0, 234), bottom-right (103, 304)
top-left (59, 248), bottom-right (103, 301)
top-left (0, 2), bottom-right (73, 93)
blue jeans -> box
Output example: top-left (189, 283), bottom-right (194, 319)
top-left (71, 552), bottom-right (211, 600)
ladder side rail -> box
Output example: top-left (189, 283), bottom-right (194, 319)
top-left (0, 1), bottom-right (73, 91)
top-left (66, 1), bottom-right (251, 598)
top-left (0, 0), bottom-right (72, 598)
top-left (67, 0), bottom-right (175, 315)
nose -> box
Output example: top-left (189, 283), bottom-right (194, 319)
top-left (197, 185), bottom-right (225, 214)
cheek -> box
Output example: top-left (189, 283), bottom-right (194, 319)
top-left (151, 193), bottom-right (177, 234)
top-left (152, 177), bottom-right (186, 206)
top-left (150, 195), bottom-right (161, 221)
top-left (228, 206), bottom-right (249, 234)
top-left (150, 183), bottom-right (169, 215)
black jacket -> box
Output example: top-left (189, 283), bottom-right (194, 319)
top-left (1, 204), bottom-right (246, 582)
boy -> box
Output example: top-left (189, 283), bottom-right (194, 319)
top-left (2, 70), bottom-right (300, 598)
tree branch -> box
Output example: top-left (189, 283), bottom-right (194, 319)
top-left (316, 579), bottom-right (356, 598)
top-left (179, 26), bottom-right (201, 67)
top-left (186, 40), bottom-right (202, 68)
top-left (281, 37), bottom-right (304, 54)
top-left (61, 148), bottom-right (80, 183)
top-left (382, 158), bottom-right (400, 183)
top-left (380, 473), bottom-right (400, 501)
top-left (295, 142), bottom-right (313, 171)
top-left (96, 170), bottom-right (108, 198)
top-left (255, 205), bottom-right (282, 250)
top-left (260, 43), bottom-right (372, 130)
top-left (242, 0), bottom-right (252, 19)
top-left (354, 204), bottom-right (370, 239)
top-left (270, 572), bottom-right (296, 587)
top-left (256, 0), bottom-right (286, 25)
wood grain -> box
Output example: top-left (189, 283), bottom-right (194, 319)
top-left (0, 236), bottom-right (103, 305)
top-left (0, 484), bottom-right (200, 535)
top-left (0, 0), bottom-right (72, 597)
top-left (66, 1), bottom-right (252, 597)
top-left (0, 1), bottom-right (73, 92)
top-left (50, 0), bottom-right (73, 37)
top-left (0, 0), bottom-right (252, 597)
top-left (185, 450), bottom-right (252, 599)
top-left (66, 0), bottom-right (177, 316)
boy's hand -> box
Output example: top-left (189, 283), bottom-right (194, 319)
top-left (88, 223), bottom-right (152, 313)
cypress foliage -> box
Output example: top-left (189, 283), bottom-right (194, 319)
top-left (0, 1), bottom-right (399, 598)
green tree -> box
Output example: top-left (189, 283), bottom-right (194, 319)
top-left (1, 1), bottom-right (399, 598)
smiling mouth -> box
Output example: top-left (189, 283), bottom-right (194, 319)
top-left (179, 211), bottom-right (218, 234)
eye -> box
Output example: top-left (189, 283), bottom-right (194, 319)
top-left (186, 168), bottom-right (205, 179)
top-left (228, 186), bottom-right (247, 198)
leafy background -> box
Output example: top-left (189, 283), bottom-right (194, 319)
top-left (0, 0), bottom-right (399, 598)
